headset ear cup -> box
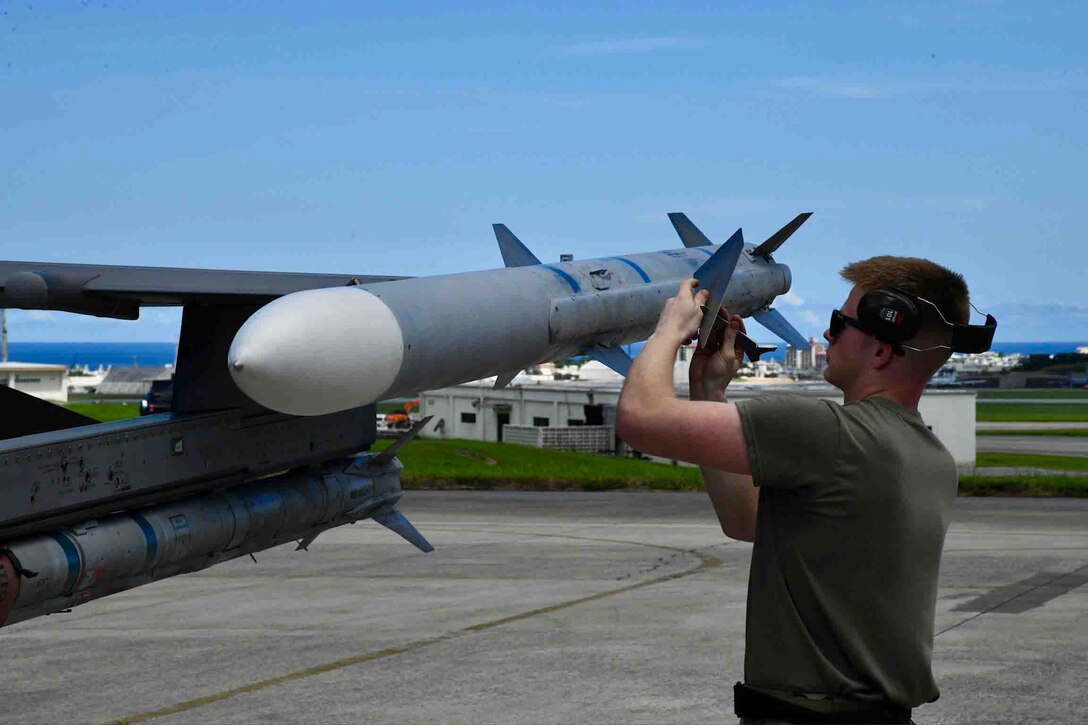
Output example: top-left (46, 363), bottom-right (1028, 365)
top-left (857, 289), bottom-right (922, 343)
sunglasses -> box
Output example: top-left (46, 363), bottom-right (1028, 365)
top-left (829, 309), bottom-right (865, 338)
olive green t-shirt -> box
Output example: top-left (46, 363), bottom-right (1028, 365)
top-left (734, 394), bottom-right (958, 709)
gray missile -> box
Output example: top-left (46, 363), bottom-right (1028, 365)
top-left (0, 451), bottom-right (431, 628)
top-left (227, 213), bottom-right (812, 416)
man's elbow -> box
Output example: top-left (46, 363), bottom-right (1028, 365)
top-left (721, 522), bottom-right (755, 543)
top-left (616, 398), bottom-right (658, 454)
top-left (615, 400), bottom-right (642, 449)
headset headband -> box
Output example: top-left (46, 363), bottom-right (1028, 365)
top-left (909, 293), bottom-right (997, 354)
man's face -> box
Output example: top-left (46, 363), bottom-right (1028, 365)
top-left (823, 286), bottom-right (871, 390)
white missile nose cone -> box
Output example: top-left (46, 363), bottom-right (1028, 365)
top-left (228, 287), bottom-right (405, 416)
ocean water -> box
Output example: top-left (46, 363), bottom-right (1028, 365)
top-left (1, 340), bottom-right (1083, 370)
top-left (4, 342), bottom-right (177, 368)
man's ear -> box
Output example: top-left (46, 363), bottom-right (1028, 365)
top-left (871, 342), bottom-right (896, 371)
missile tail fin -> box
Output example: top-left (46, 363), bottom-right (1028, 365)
top-left (667, 212), bottom-right (713, 247)
top-left (493, 369), bottom-right (520, 389)
top-left (751, 212), bottom-right (812, 259)
top-left (587, 343), bottom-right (634, 377)
top-left (692, 228), bottom-right (745, 348)
top-left (373, 506), bottom-right (435, 553)
top-left (493, 224), bottom-right (542, 267)
top-left (367, 416), bottom-right (433, 468)
top-left (752, 308), bottom-right (810, 350)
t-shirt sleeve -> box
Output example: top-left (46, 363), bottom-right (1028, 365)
top-left (735, 395), bottom-right (841, 489)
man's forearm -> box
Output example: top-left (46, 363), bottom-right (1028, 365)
top-left (622, 331), bottom-right (682, 406)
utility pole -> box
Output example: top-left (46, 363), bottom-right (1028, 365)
top-left (1, 308), bottom-right (7, 363)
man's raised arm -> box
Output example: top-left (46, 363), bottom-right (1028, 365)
top-left (615, 281), bottom-right (757, 540)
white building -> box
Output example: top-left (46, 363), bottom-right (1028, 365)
top-left (0, 362), bottom-right (70, 403)
top-left (418, 378), bottom-right (979, 466)
top-left (786, 337), bottom-right (828, 371)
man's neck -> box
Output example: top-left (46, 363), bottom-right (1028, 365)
top-left (840, 378), bottom-right (923, 411)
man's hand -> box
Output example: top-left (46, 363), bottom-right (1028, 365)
top-left (689, 308), bottom-right (746, 402)
top-left (653, 280), bottom-right (710, 347)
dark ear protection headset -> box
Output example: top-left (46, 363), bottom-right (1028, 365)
top-left (837, 288), bottom-right (997, 354)
top-left (855, 289), bottom-right (923, 345)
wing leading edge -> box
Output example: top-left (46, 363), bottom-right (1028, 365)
top-left (0, 261), bottom-right (407, 319)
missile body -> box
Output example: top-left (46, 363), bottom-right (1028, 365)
top-left (229, 242), bottom-right (794, 417)
top-left (0, 454), bottom-right (430, 628)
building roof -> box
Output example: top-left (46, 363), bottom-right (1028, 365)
top-left (101, 365), bottom-right (172, 383)
top-left (0, 362), bottom-right (68, 372)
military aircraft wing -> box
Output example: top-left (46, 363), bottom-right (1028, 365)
top-left (0, 260), bottom-right (407, 319)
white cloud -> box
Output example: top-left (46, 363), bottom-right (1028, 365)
top-left (801, 310), bottom-right (822, 326)
top-left (27, 310), bottom-right (54, 322)
top-left (772, 73), bottom-right (1073, 100)
top-left (780, 290), bottom-right (805, 307)
top-left (557, 37), bottom-right (703, 57)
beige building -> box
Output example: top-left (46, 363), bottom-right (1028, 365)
top-left (0, 362), bottom-right (70, 403)
top-left (786, 337), bottom-right (828, 371)
top-left (418, 379), bottom-right (978, 466)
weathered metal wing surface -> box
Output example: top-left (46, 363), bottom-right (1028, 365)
top-left (0, 261), bottom-right (407, 319)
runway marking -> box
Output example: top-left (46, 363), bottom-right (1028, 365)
top-left (108, 531), bottom-right (722, 725)
top-left (950, 565), bottom-right (1088, 614)
top-left (937, 562), bottom-right (1088, 635)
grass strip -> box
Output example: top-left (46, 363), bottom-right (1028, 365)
top-left (374, 438), bottom-right (703, 491)
top-left (976, 403), bottom-right (1088, 423)
top-left (63, 402), bottom-right (141, 422)
top-left (975, 452), bottom-right (1088, 471)
top-left (958, 475), bottom-right (1088, 497)
top-left (377, 439), bottom-right (1088, 496)
top-left (977, 390), bottom-right (1088, 400)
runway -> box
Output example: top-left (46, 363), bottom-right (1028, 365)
top-left (2, 493), bottom-right (1085, 724)
top-left (977, 436), bottom-right (1088, 456)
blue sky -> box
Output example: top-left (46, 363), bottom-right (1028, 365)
top-left (2, 1), bottom-right (1085, 343)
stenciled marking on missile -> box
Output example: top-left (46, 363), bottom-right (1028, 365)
top-left (49, 532), bottom-right (81, 594)
top-left (606, 257), bottom-right (651, 283)
top-left (132, 513), bottom-right (158, 571)
top-left (109, 531), bottom-right (723, 725)
top-left (541, 265), bottom-right (581, 293)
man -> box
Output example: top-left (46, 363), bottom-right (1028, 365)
top-left (616, 256), bottom-right (976, 724)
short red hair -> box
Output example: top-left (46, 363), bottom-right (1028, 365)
top-left (840, 256), bottom-right (969, 325)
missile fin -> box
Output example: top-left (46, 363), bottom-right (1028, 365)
top-left (493, 224), bottom-right (542, 267)
top-left (493, 369), bottom-right (520, 389)
top-left (692, 228), bottom-right (744, 348)
top-left (752, 308), bottom-right (810, 350)
top-left (587, 343), bottom-right (634, 377)
top-left (372, 505), bottom-right (435, 553)
top-left (366, 415), bottom-right (434, 468)
top-left (667, 212), bottom-right (713, 247)
top-left (737, 332), bottom-right (778, 362)
top-left (704, 312), bottom-right (779, 362)
top-left (751, 212), bottom-right (812, 259)
top-left (296, 533), bottom-right (320, 551)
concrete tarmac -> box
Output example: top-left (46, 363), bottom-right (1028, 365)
top-left (1, 493), bottom-right (1086, 725)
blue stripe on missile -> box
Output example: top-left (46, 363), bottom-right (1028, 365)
top-left (49, 533), bottom-right (81, 594)
top-left (542, 265), bottom-right (581, 293)
top-left (132, 514), bottom-right (158, 571)
top-left (693, 247), bottom-right (715, 257)
top-left (608, 257), bottom-right (651, 283)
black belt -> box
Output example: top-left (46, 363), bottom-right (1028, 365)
top-left (735, 683), bottom-right (912, 724)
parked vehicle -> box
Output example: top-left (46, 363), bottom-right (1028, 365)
top-left (140, 379), bottom-right (173, 415)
